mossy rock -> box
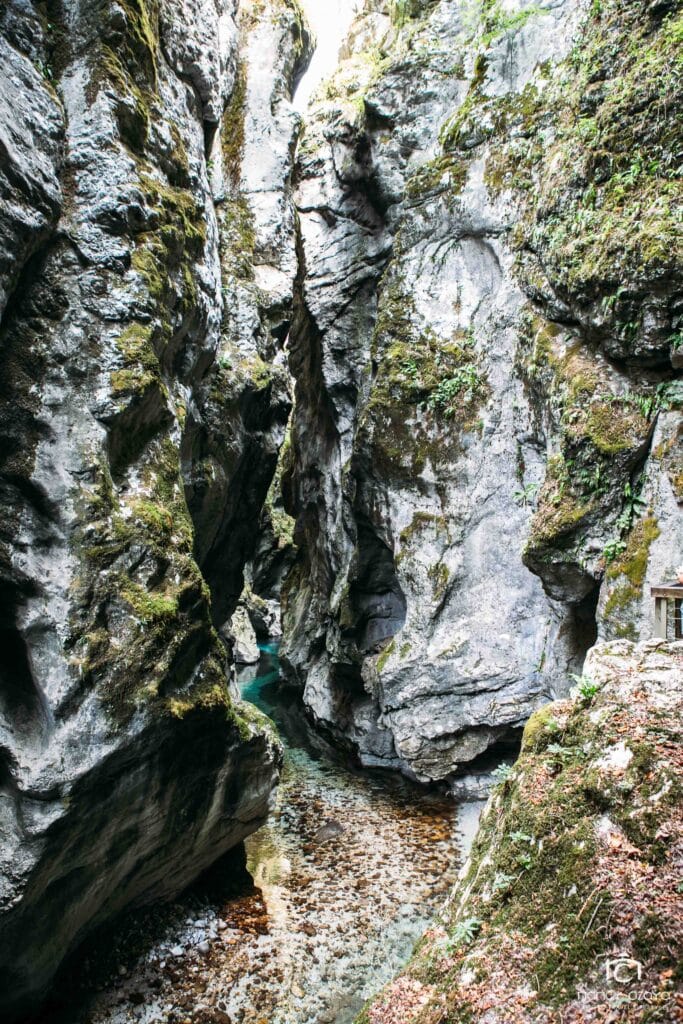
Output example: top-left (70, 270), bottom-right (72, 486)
top-left (361, 278), bottom-right (489, 481)
top-left (359, 642), bottom-right (682, 1022)
top-left (521, 702), bottom-right (566, 754)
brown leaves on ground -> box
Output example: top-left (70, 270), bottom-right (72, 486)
top-left (361, 640), bottom-right (683, 1024)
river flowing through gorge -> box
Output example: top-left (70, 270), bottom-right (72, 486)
top-left (45, 647), bottom-right (482, 1024)
top-left (1, 2), bottom-right (680, 1021)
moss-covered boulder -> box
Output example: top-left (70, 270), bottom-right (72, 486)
top-left (358, 639), bottom-right (682, 1023)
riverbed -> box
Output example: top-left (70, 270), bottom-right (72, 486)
top-left (56, 646), bottom-right (481, 1024)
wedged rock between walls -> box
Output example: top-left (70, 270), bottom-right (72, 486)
top-left (0, 0), bottom-right (309, 1018)
top-left (281, 0), bottom-right (682, 786)
top-left (358, 638), bottom-right (683, 1024)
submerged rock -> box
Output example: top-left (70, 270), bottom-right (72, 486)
top-left (360, 639), bottom-right (683, 1024)
top-left (313, 819), bottom-right (345, 844)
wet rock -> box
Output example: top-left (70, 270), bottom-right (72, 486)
top-left (0, 9), bottom-right (63, 320)
top-left (449, 771), bottom-right (498, 802)
top-left (312, 819), bottom-right (344, 844)
top-left (226, 604), bottom-right (260, 665)
top-left (212, 1012), bottom-right (233, 1024)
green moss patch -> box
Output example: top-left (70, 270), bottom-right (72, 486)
top-left (518, 313), bottom-right (654, 570)
top-left (433, 1), bottom-right (682, 358)
top-left (360, 643), bottom-right (683, 1023)
top-left (603, 514), bottom-right (661, 625)
top-left (66, 438), bottom-right (225, 727)
top-left (361, 278), bottom-right (489, 480)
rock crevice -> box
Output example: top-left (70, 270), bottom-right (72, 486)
top-left (281, 0), bottom-right (682, 785)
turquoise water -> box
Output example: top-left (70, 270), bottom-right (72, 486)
top-left (79, 643), bottom-right (467, 1024)
top-left (239, 643), bottom-right (281, 708)
top-left (227, 643), bottom-right (462, 1023)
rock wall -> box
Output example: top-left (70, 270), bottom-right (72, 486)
top-left (358, 639), bottom-right (683, 1023)
top-left (0, 0), bottom-right (680, 1015)
top-left (0, 0), bottom-right (308, 1018)
top-left (281, 0), bottom-right (682, 784)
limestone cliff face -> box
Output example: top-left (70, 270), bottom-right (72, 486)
top-left (0, 0), bottom-right (680, 1015)
top-left (281, 0), bottom-right (682, 783)
top-left (0, 0), bottom-right (307, 1018)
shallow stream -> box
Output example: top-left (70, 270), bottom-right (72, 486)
top-left (60, 646), bottom-right (481, 1024)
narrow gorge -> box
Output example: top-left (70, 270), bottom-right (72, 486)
top-left (0, 2), bottom-right (681, 1023)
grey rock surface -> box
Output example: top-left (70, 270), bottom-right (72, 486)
top-left (0, 7), bottom-right (63, 320)
top-left (0, 0), bottom-right (680, 1014)
top-left (281, 0), bottom-right (682, 783)
top-left (0, 0), bottom-right (308, 1017)
top-left (228, 603), bottom-right (260, 664)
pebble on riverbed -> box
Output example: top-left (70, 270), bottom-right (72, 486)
top-left (55, 680), bottom-right (474, 1024)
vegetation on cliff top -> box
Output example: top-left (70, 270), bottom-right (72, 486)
top-left (462, 0), bottom-right (682, 358)
top-left (440, 1), bottom-right (682, 312)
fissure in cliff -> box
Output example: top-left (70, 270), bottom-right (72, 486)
top-left (0, 1), bottom-right (680, 1022)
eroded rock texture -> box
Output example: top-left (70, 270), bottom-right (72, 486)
top-left (0, 0), bottom-right (307, 1018)
top-left (281, 0), bottom-right (682, 784)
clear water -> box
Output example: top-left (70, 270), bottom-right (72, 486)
top-left (224, 645), bottom-right (462, 1023)
top-left (65, 645), bottom-right (474, 1024)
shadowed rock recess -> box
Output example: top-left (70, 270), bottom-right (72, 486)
top-left (0, 0), bottom-right (681, 1020)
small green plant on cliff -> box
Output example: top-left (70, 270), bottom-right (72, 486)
top-left (491, 762), bottom-right (514, 783)
top-left (425, 363), bottom-right (486, 415)
top-left (491, 871), bottom-right (515, 894)
top-left (448, 917), bottom-right (482, 949)
top-left (616, 481), bottom-right (647, 534)
top-left (480, 1), bottom-right (547, 46)
top-left (570, 673), bottom-right (599, 703)
top-left (376, 639), bottom-right (396, 674)
top-left (513, 482), bottom-right (538, 507)
top-left (603, 538), bottom-right (626, 564)
top-left (603, 513), bottom-right (661, 626)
